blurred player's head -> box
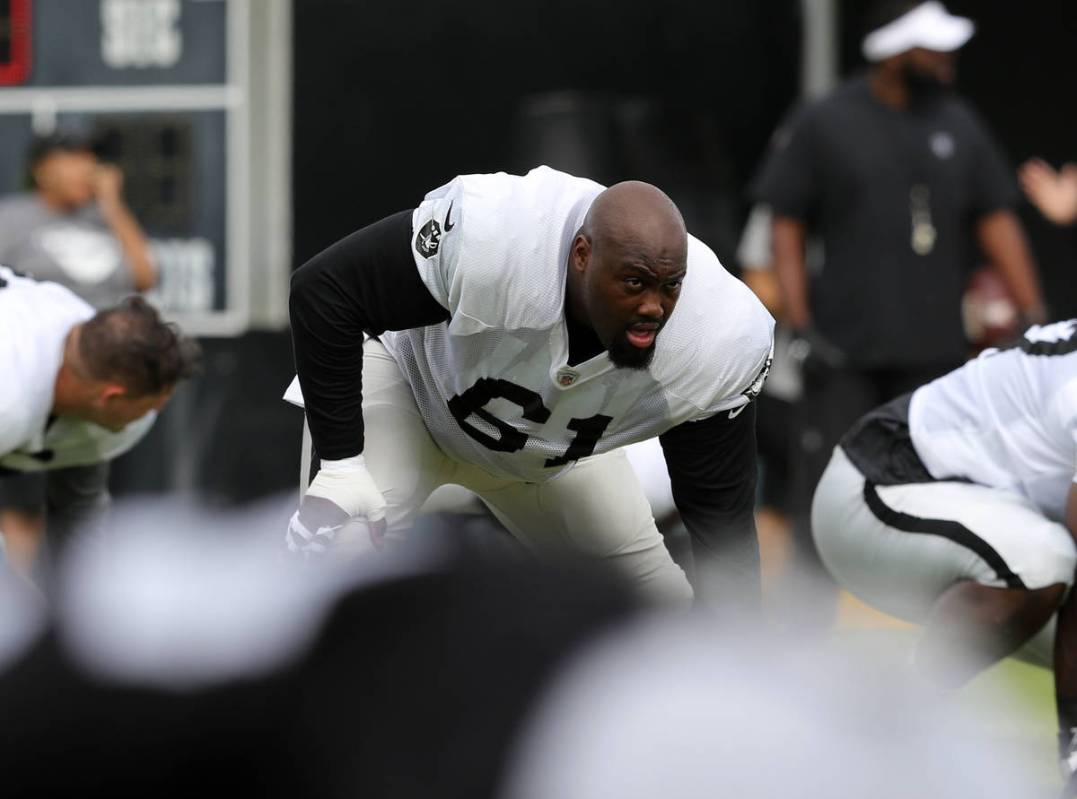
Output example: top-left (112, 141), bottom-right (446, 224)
top-left (27, 131), bottom-right (99, 211)
top-left (56, 297), bottom-right (202, 430)
top-left (862, 1), bottom-right (972, 103)
top-left (568, 181), bottom-right (687, 370)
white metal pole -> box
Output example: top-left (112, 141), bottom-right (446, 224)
top-left (800, 0), bottom-right (840, 98)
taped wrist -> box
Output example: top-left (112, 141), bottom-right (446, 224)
top-left (304, 455), bottom-right (385, 521)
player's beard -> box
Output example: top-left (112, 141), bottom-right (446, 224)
top-left (608, 330), bottom-right (657, 370)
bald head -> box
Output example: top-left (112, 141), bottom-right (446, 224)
top-left (566, 181), bottom-right (689, 370)
top-left (581, 181), bottom-right (687, 260)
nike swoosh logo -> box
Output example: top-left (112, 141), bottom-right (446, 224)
top-left (727, 403), bottom-right (748, 419)
top-left (444, 200), bottom-right (455, 231)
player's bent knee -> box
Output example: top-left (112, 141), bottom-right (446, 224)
top-left (1058, 545), bottom-right (1077, 589)
top-left (648, 567), bottom-right (693, 609)
top-left (620, 545), bottom-right (693, 609)
top-left (671, 574), bottom-right (695, 608)
top-left (1023, 583), bottom-right (1067, 618)
top-left (1013, 528), bottom-right (1077, 591)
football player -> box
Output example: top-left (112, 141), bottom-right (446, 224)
top-left (286, 167), bottom-right (774, 611)
top-left (811, 319), bottom-right (1077, 778)
top-left (0, 265), bottom-right (199, 579)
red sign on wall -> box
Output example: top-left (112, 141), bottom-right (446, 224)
top-left (0, 0), bottom-right (31, 85)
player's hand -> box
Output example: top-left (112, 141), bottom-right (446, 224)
top-left (286, 455), bottom-right (387, 556)
top-left (1058, 727), bottom-right (1077, 798)
top-left (92, 164), bottom-right (125, 209)
top-left (1019, 159), bottom-right (1077, 226)
top-left (285, 496), bottom-right (349, 556)
top-left (1061, 727), bottom-right (1077, 776)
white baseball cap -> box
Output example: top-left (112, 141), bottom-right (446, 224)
top-left (862, 1), bottom-right (975, 62)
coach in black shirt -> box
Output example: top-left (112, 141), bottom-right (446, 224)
top-left (752, 0), bottom-right (1045, 618)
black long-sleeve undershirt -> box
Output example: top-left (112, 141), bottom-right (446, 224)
top-left (661, 403), bottom-right (761, 612)
top-left (289, 209), bottom-right (449, 461)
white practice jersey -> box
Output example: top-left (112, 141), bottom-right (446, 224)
top-left (0, 265), bottom-right (156, 472)
top-left (379, 167), bottom-right (775, 483)
top-left (909, 319), bottom-right (1077, 523)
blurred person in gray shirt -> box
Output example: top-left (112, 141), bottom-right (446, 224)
top-left (0, 131), bottom-right (156, 306)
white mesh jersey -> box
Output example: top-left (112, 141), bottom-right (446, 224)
top-left (0, 265), bottom-right (155, 472)
top-left (379, 167), bottom-right (775, 483)
top-left (909, 319), bottom-right (1077, 523)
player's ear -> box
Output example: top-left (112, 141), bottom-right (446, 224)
top-left (97, 383), bottom-right (128, 406)
top-left (571, 234), bottom-right (591, 273)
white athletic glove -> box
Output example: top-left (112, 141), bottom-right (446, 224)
top-left (1061, 727), bottom-right (1077, 784)
top-left (285, 455), bottom-right (387, 556)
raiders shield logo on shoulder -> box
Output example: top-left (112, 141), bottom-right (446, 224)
top-left (742, 356), bottom-right (772, 402)
top-left (415, 218), bottom-right (442, 259)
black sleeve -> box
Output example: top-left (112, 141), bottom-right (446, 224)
top-left (289, 209), bottom-right (451, 461)
top-left (659, 402), bottom-right (760, 615)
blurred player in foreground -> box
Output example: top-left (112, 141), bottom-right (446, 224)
top-left (0, 507), bottom-right (1041, 799)
top-left (811, 319), bottom-right (1077, 781)
top-left (286, 166), bottom-right (774, 611)
top-left (0, 265), bottom-right (199, 579)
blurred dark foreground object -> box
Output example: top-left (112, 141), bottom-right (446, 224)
top-left (0, 538), bottom-right (640, 799)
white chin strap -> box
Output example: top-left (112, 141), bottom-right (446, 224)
top-left (861, 1), bottom-right (975, 63)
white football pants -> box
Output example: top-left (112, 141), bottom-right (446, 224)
top-left (301, 338), bottom-right (692, 607)
top-left (812, 446), bottom-right (1077, 666)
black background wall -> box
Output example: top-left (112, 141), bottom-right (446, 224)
top-left (291, 0), bottom-right (800, 264)
top-left (110, 332), bottom-right (304, 505)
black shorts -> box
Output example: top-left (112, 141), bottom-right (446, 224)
top-left (0, 471), bottom-right (46, 510)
